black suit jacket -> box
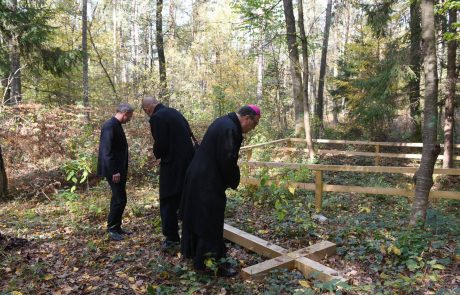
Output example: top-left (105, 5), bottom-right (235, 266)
top-left (97, 117), bottom-right (129, 180)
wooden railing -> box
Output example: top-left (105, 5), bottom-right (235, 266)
top-left (241, 138), bottom-right (460, 165)
top-left (239, 161), bottom-right (460, 212)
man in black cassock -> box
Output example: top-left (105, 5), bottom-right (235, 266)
top-left (97, 103), bottom-right (134, 241)
top-left (180, 105), bottom-right (261, 276)
top-left (142, 96), bottom-right (195, 251)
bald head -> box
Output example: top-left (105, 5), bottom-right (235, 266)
top-left (142, 96), bottom-right (160, 116)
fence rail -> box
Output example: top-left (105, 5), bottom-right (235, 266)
top-left (240, 138), bottom-right (460, 165)
top-left (240, 161), bottom-right (460, 212)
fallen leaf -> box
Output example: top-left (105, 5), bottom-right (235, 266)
top-left (298, 280), bottom-right (310, 288)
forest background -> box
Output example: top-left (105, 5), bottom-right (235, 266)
top-left (0, 0), bottom-right (459, 294)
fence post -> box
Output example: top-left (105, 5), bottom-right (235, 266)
top-left (315, 170), bottom-right (323, 213)
top-left (247, 149), bottom-right (253, 161)
top-left (245, 149), bottom-right (253, 175)
top-left (286, 139), bottom-right (293, 157)
top-left (375, 145), bottom-right (380, 166)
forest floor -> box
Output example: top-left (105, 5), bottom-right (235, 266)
top-left (0, 166), bottom-right (459, 294)
top-left (0, 105), bottom-right (459, 294)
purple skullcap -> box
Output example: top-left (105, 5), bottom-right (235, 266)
top-left (248, 104), bottom-right (261, 116)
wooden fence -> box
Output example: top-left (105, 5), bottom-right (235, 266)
top-left (239, 161), bottom-right (460, 212)
top-left (240, 138), bottom-right (460, 166)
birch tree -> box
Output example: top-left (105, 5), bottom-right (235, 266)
top-left (298, 0), bottom-right (315, 160)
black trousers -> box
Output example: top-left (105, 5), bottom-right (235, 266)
top-left (107, 178), bottom-right (127, 232)
top-left (160, 193), bottom-right (181, 241)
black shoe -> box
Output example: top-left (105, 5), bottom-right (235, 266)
top-left (161, 240), bottom-right (180, 252)
top-left (117, 228), bottom-right (132, 235)
top-left (108, 231), bottom-right (124, 241)
top-left (217, 267), bottom-right (238, 277)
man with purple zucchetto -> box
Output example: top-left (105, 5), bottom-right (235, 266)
top-left (179, 105), bottom-right (261, 277)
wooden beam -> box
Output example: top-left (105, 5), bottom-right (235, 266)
top-left (295, 257), bottom-right (341, 281)
top-left (223, 224), bottom-right (288, 258)
top-left (240, 161), bottom-right (460, 175)
top-left (242, 254), bottom-right (295, 279)
top-left (240, 138), bottom-right (290, 151)
top-left (275, 147), bottom-right (460, 161)
top-left (241, 241), bottom-right (337, 279)
top-left (289, 138), bottom-right (460, 149)
top-left (375, 145), bottom-right (380, 166)
top-left (315, 171), bottom-right (323, 212)
top-left (240, 178), bottom-right (460, 200)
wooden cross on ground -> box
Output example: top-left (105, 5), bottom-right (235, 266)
top-left (224, 224), bottom-right (343, 281)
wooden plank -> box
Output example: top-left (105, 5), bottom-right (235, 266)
top-left (295, 257), bottom-right (341, 281)
top-left (240, 138), bottom-right (290, 151)
top-left (275, 147), bottom-right (460, 161)
top-left (223, 224), bottom-right (288, 258)
top-left (240, 161), bottom-right (460, 175)
top-left (240, 177), bottom-right (316, 190)
top-left (290, 138), bottom-right (460, 149)
top-left (315, 171), bottom-right (323, 213)
top-left (247, 149), bottom-right (253, 161)
top-left (323, 184), bottom-right (414, 197)
top-left (286, 241), bottom-right (336, 261)
top-left (375, 145), bottom-right (380, 166)
top-left (240, 178), bottom-right (460, 200)
top-left (241, 254), bottom-right (295, 279)
top-left (241, 241), bottom-right (336, 279)
top-left (430, 190), bottom-right (460, 200)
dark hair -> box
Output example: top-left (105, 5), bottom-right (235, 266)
top-left (237, 105), bottom-right (257, 117)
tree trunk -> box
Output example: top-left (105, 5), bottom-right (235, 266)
top-left (8, 0), bottom-right (21, 105)
top-left (148, 21), bottom-right (154, 72)
top-left (282, 0), bottom-right (303, 136)
top-left (298, 0), bottom-right (315, 161)
top-left (82, 0), bottom-right (90, 121)
top-left (409, 0), bottom-right (422, 141)
top-left (315, 0), bottom-right (333, 133)
top-left (256, 41), bottom-right (264, 102)
top-left (443, 8), bottom-right (457, 168)
top-left (168, 0), bottom-right (176, 41)
top-left (112, 0), bottom-right (118, 84)
top-left (156, 0), bottom-right (168, 103)
top-left (410, 0), bottom-right (440, 226)
top-left (309, 61), bottom-right (317, 114)
top-left (0, 146), bottom-right (7, 199)
top-left (132, 0), bottom-right (139, 94)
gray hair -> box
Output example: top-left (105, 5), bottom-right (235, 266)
top-left (116, 103), bottom-right (134, 113)
top-left (142, 96), bottom-right (159, 108)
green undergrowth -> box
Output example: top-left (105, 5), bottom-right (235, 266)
top-left (226, 177), bottom-right (460, 294)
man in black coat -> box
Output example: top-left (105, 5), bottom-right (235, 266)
top-left (180, 105), bottom-right (260, 276)
top-left (97, 103), bottom-right (134, 241)
top-left (142, 96), bottom-right (195, 250)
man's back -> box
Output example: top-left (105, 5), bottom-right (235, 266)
top-left (97, 117), bottom-right (128, 179)
top-left (149, 104), bottom-right (194, 198)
